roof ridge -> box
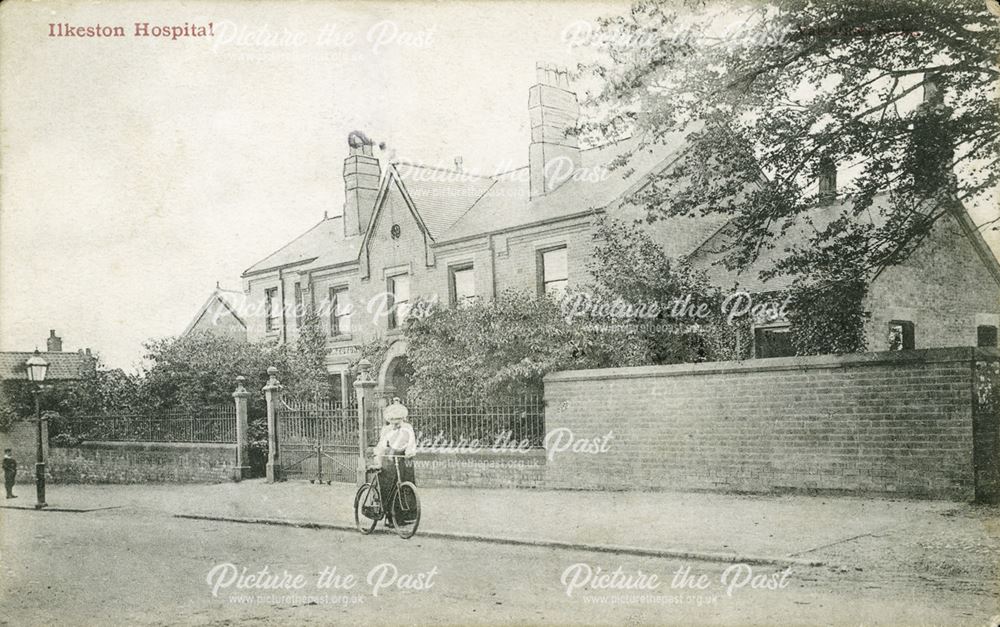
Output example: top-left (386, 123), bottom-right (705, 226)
top-left (580, 134), bottom-right (638, 153)
top-left (490, 165), bottom-right (529, 178)
top-left (392, 160), bottom-right (494, 180)
top-left (481, 138), bottom-right (641, 180)
top-left (0, 350), bottom-right (86, 356)
top-left (241, 217), bottom-right (332, 276)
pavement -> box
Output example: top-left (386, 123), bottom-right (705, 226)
top-left (4, 479), bottom-right (999, 580)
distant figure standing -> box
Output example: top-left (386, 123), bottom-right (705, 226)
top-left (3, 448), bottom-right (16, 499)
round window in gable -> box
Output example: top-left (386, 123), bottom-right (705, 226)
top-left (390, 224), bottom-right (401, 239)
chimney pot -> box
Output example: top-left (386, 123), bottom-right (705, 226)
top-left (454, 156), bottom-right (464, 173)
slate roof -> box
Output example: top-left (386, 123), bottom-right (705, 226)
top-left (438, 134), bottom-right (685, 241)
top-left (0, 351), bottom-right (93, 381)
top-left (243, 216), bottom-right (362, 276)
top-left (392, 163), bottom-right (496, 238)
top-left (687, 194), bottom-right (943, 292)
top-left (419, 131), bottom-right (730, 260)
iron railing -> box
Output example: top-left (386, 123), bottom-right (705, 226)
top-left (281, 395), bottom-right (546, 450)
top-left (56, 405), bottom-right (237, 443)
top-left (398, 396), bottom-right (546, 449)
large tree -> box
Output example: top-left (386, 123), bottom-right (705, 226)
top-left (580, 0), bottom-right (998, 285)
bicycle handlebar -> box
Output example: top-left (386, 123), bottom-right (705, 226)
top-left (367, 454), bottom-right (413, 470)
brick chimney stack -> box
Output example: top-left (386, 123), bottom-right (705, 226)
top-left (913, 72), bottom-right (954, 196)
top-left (922, 74), bottom-right (943, 108)
top-left (47, 329), bottom-right (63, 352)
top-left (529, 62), bottom-right (581, 198)
top-left (817, 156), bottom-right (837, 205)
top-left (343, 131), bottom-right (382, 237)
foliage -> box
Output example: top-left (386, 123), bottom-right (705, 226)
top-left (582, 0), bottom-right (998, 285)
top-left (63, 363), bottom-right (142, 414)
top-left (137, 332), bottom-right (298, 476)
top-left (285, 305), bottom-right (331, 399)
top-left (0, 389), bottom-right (17, 432)
top-left (786, 275), bottom-right (870, 355)
top-left (51, 433), bottom-right (82, 447)
top-left (348, 335), bottom-right (393, 380)
top-left (247, 416), bottom-right (269, 474)
top-left (589, 217), bottom-right (752, 363)
top-left (1, 379), bottom-right (82, 425)
top-left (0, 353), bottom-right (113, 432)
top-left (139, 332), bottom-right (286, 415)
top-left (405, 289), bottom-right (637, 402)
top-left (0, 352), bottom-right (145, 434)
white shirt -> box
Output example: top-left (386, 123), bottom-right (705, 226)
top-left (373, 422), bottom-right (416, 460)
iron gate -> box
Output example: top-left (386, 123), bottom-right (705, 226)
top-left (277, 397), bottom-right (359, 483)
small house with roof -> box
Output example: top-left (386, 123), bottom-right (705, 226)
top-left (241, 64), bottom-right (1000, 402)
top-left (0, 330), bottom-right (96, 382)
top-left (182, 284), bottom-right (249, 342)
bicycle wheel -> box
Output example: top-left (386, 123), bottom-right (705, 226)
top-left (353, 483), bottom-right (380, 534)
top-left (390, 481), bottom-right (420, 539)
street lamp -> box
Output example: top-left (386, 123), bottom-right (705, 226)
top-left (25, 349), bottom-right (48, 509)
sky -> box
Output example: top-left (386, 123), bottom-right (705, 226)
top-left (1, 0), bottom-right (998, 371)
top-left (0, 0), bottom-right (623, 370)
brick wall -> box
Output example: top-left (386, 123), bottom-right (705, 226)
top-left (48, 442), bottom-right (238, 484)
top-left (544, 347), bottom-right (998, 501)
top-left (0, 420), bottom-right (47, 484)
top-left (865, 211), bottom-right (1000, 351)
top-left (413, 450), bottom-right (546, 489)
top-left (283, 447), bottom-right (546, 489)
top-left (491, 218), bottom-right (595, 296)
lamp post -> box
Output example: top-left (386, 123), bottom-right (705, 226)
top-left (25, 349), bottom-right (49, 509)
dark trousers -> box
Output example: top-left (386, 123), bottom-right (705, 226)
top-left (4, 471), bottom-right (15, 497)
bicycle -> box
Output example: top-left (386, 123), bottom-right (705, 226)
top-left (354, 455), bottom-right (421, 539)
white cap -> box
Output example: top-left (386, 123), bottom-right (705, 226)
top-left (384, 401), bottom-right (409, 421)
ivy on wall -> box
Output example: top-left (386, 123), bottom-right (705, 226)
top-left (786, 276), bottom-right (870, 356)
